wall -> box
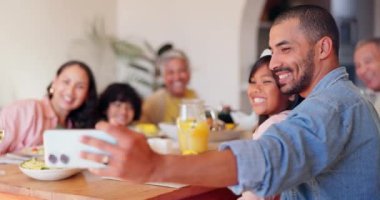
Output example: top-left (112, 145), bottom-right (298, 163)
top-left (116, 0), bottom-right (265, 110)
top-left (0, 0), bottom-right (116, 107)
top-left (375, 0), bottom-right (380, 36)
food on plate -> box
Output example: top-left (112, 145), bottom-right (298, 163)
top-left (134, 123), bottom-right (159, 137)
top-left (225, 123), bottom-right (236, 130)
top-left (19, 158), bottom-right (82, 181)
top-left (20, 158), bottom-right (51, 170)
top-left (19, 146), bottom-right (44, 157)
top-left (30, 146), bottom-right (44, 155)
top-left (206, 118), bottom-right (237, 132)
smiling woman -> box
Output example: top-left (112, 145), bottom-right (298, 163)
top-left (0, 60), bottom-right (98, 155)
top-left (140, 47), bottom-right (198, 124)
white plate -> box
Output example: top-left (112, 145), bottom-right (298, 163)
top-left (209, 129), bottom-right (245, 142)
top-left (18, 146), bottom-right (44, 157)
top-left (159, 123), bottom-right (244, 142)
top-left (19, 166), bottom-right (82, 181)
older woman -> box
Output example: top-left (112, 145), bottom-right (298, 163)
top-left (140, 48), bottom-right (197, 124)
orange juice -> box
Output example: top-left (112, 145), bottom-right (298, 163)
top-left (177, 119), bottom-right (209, 155)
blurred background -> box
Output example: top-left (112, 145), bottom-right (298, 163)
top-left (0, 0), bottom-right (379, 113)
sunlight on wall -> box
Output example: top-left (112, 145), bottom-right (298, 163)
top-left (0, 0), bottom-right (116, 107)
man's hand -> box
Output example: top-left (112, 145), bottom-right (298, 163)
top-left (80, 121), bottom-right (160, 183)
top-left (81, 122), bottom-right (238, 187)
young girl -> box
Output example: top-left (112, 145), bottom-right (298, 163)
top-left (97, 82), bottom-right (142, 126)
top-left (0, 60), bottom-right (98, 155)
top-left (239, 55), bottom-right (297, 200)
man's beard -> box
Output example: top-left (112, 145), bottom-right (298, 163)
top-left (278, 50), bottom-right (315, 95)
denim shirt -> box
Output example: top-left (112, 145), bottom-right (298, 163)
top-left (220, 67), bottom-right (380, 200)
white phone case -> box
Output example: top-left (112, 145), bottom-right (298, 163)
top-left (43, 129), bottom-right (116, 169)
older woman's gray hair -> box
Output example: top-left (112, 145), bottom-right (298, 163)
top-left (355, 37), bottom-right (380, 50)
top-left (156, 49), bottom-right (190, 74)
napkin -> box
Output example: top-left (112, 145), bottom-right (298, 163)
top-left (0, 153), bottom-right (30, 164)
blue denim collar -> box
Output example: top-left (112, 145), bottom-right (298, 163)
top-left (309, 67), bottom-right (349, 98)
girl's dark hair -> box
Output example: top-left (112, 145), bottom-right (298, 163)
top-left (248, 55), bottom-right (272, 85)
top-left (248, 55), bottom-right (303, 126)
top-left (248, 55), bottom-right (272, 125)
top-left (47, 60), bottom-right (98, 128)
top-left (98, 83), bottom-right (142, 122)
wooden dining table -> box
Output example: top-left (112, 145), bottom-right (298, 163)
top-left (0, 164), bottom-right (239, 200)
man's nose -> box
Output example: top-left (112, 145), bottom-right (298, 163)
top-left (269, 56), bottom-right (280, 71)
top-left (252, 84), bottom-right (262, 93)
top-left (66, 85), bottom-right (75, 96)
top-left (173, 72), bottom-right (181, 81)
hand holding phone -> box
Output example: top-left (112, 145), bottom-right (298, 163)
top-left (43, 129), bottom-right (116, 169)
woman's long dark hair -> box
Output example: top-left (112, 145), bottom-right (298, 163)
top-left (47, 60), bottom-right (98, 128)
top-left (97, 83), bottom-right (142, 123)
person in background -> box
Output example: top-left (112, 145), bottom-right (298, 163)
top-left (81, 5), bottom-right (380, 199)
top-left (353, 37), bottom-right (380, 114)
top-left (0, 60), bottom-right (97, 155)
top-left (140, 45), bottom-right (197, 124)
top-left (98, 83), bottom-right (142, 126)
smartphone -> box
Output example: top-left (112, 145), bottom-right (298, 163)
top-left (43, 129), bottom-right (116, 169)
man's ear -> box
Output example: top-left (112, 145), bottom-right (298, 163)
top-left (318, 36), bottom-right (333, 60)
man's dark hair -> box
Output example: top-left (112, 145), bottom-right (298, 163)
top-left (273, 5), bottom-right (340, 56)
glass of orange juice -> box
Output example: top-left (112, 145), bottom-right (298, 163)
top-left (177, 99), bottom-right (210, 155)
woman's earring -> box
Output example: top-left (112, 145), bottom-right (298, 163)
top-left (49, 87), bottom-right (55, 95)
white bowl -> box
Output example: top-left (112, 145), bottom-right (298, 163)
top-left (159, 123), bottom-right (244, 142)
top-left (19, 166), bottom-right (82, 181)
top-left (158, 123), bottom-right (178, 139)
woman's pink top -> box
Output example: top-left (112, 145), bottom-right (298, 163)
top-left (252, 110), bottom-right (291, 140)
top-left (0, 97), bottom-right (59, 155)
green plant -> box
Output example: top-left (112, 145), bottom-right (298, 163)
top-left (83, 19), bottom-right (161, 94)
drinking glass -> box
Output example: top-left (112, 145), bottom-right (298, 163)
top-left (177, 99), bottom-right (210, 155)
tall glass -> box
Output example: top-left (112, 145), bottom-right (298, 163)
top-left (177, 99), bottom-right (210, 155)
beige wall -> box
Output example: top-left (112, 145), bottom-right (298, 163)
top-left (0, 0), bottom-right (266, 111)
top-left (0, 0), bottom-right (116, 107)
top-left (116, 0), bottom-right (265, 109)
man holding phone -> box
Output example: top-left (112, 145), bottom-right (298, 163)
top-left (80, 5), bottom-right (380, 199)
